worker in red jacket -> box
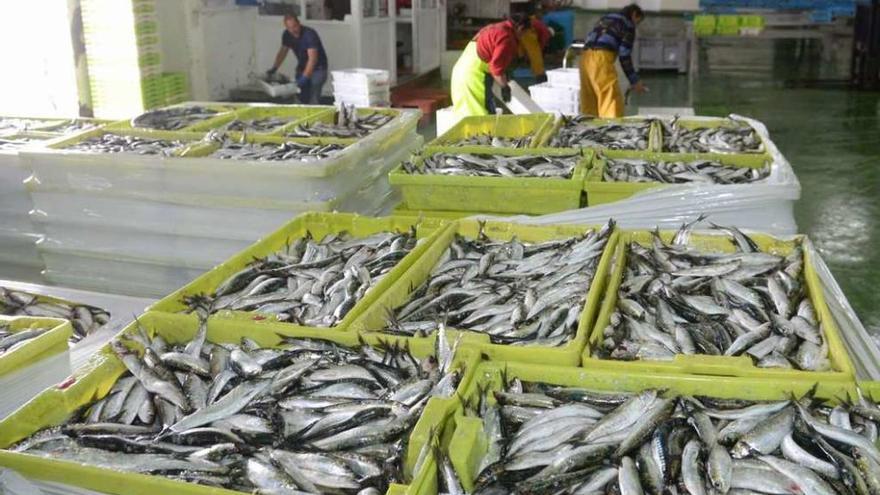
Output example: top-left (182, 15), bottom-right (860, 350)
top-left (451, 14), bottom-right (531, 116)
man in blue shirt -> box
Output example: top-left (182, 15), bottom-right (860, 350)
top-left (579, 4), bottom-right (647, 117)
top-left (267, 14), bottom-right (329, 104)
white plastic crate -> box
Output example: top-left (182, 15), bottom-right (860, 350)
top-left (331, 69), bottom-right (390, 88)
top-left (334, 94), bottom-right (390, 108)
top-left (546, 68), bottom-right (581, 89)
top-left (529, 82), bottom-right (580, 104)
top-left (331, 81), bottom-right (391, 98)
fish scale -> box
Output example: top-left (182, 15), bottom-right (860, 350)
top-left (455, 381), bottom-right (880, 495)
top-left (13, 319), bottom-right (462, 494)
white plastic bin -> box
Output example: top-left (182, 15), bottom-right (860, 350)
top-left (546, 68), bottom-right (581, 89)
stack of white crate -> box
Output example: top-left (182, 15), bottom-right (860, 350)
top-left (331, 69), bottom-right (391, 107)
top-left (529, 68), bottom-right (581, 116)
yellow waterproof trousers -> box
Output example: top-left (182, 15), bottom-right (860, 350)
top-left (579, 49), bottom-right (624, 118)
top-left (451, 42), bottom-right (490, 117)
top-left (519, 28), bottom-right (545, 77)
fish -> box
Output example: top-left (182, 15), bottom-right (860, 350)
top-left (286, 106), bottom-right (393, 138)
top-left (13, 315), bottom-right (462, 494)
top-left (402, 152), bottom-right (583, 179)
top-left (550, 116), bottom-right (652, 150)
top-left (130, 106), bottom-right (219, 131)
top-left (385, 220), bottom-right (614, 347)
top-left (595, 223), bottom-right (830, 371)
top-left (0, 287), bottom-right (110, 343)
top-left (660, 119), bottom-right (764, 153)
top-left (0, 135), bottom-right (46, 150)
top-left (603, 157), bottom-right (770, 185)
top-left (0, 325), bottom-right (49, 355)
top-left (444, 133), bottom-right (532, 148)
top-left (209, 139), bottom-right (345, 161)
top-left (66, 133), bottom-right (185, 156)
top-left (182, 229), bottom-right (419, 326)
top-left (224, 117), bottom-right (292, 133)
top-left (463, 382), bottom-right (880, 495)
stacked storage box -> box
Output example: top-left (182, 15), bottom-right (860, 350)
top-left (332, 68), bottom-right (392, 107)
top-left (81, 0), bottom-right (164, 117)
top-left (21, 103), bottom-right (422, 297)
top-left (529, 68), bottom-right (581, 115)
top-left (0, 118), bottom-right (108, 282)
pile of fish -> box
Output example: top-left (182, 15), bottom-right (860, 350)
top-left (67, 134), bottom-right (184, 156)
top-left (402, 152), bottom-right (582, 179)
top-left (225, 117), bottom-right (291, 133)
top-left (550, 116), bottom-right (651, 150)
top-left (286, 107), bottom-right (393, 139)
top-left (184, 230), bottom-right (418, 326)
top-left (0, 287), bottom-right (110, 343)
top-left (661, 119), bottom-right (763, 153)
top-left (595, 221), bottom-right (830, 370)
top-left (446, 134), bottom-right (532, 149)
top-left (12, 322), bottom-right (463, 494)
top-left (456, 378), bottom-right (880, 495)
top-left (604, 158), bottom-right (771, 184)
top-left (0, 324), bottom-right (50, 357)
top-left (210, 139), bottom-right (345, 161)
top-left (387, 221), bottom-right (614, 347)
top-left (131, 106), bottom-right (220, 131)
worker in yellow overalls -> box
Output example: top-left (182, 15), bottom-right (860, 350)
top-left (519, 17), bottom-right (554, 83)
top-left (580, 4), bottom-right (648, 117)
top-left (450, 14), bottom-right (531, 117)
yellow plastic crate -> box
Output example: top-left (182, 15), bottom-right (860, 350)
top-left (390, 147), bottom-right (590, 215)
top-left (148, 212), bottom-right (453, 331)
top-left (540, 115), bottom-right (661, 151)
top-left (392, 208), bottom-right (494, 220)
top-left (185, 105), bottom-right (334, 134)
top-left (584, 150), bottom-right (770, 206)
top-left (447, 360), bottom-right (857, 492)
top-left (276, 107), bottom-right (401, 137)
top-left (428, 113), bottom-right (555, 149)
top-left (47, 127), bottom-right (207, 156)
top-left (659, 117), bottom-right (771, 156)
top-left (0, 316), bottom-right (71, 377)
top-left (349, 219), bottom-right (619, 366)
top-left (105, 104), bottom-right (239, 133)
top-left (0, 311), bottom-right (480, 495)
top-left (583, 230), bottom-right (854, 380)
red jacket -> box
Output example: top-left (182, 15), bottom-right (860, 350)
top-left (475, 20), bottom-right (519, 77)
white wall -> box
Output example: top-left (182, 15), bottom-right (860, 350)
top-left (0, 0), bottom-right (79, 117)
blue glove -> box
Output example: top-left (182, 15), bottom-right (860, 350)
top-left (296, 74), bottom-right (310, 87)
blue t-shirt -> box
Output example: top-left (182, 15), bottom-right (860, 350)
top-left (282, 26), bottom-right (329, 74)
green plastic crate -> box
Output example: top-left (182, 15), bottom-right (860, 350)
top-left (0, 316), bottom-right (72, 378)
top-left (583, 230), bottom-right (854, 381)
top-left (540, 115), bottom-right (661, 151)
top-left (0, 311), bottom-right (480, 495)
top-left (584, 150), bottom-right (770, 206)
top-left (389, 147), bottom-right (590, 215)
top-left (185, 105), bottom-right (334, 134)
top-left (428, 114), bottom-right (555, 149)
top-left (659, 117), bottom-right (771, 156)
top-left (694, 15), bottom-right (717, 37)
top-left (48, 127), bottom-right (206, 155)
top-left (716, 15), bottom-right (741, 35)
top-left (147, 212), bottom-right (452, 331)
top-left (349, 219), bottom-right (619, 366)
top-left (391, 208), bottom-right (487, 220)
top-left (447, 359), bottom-right (858, 493)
